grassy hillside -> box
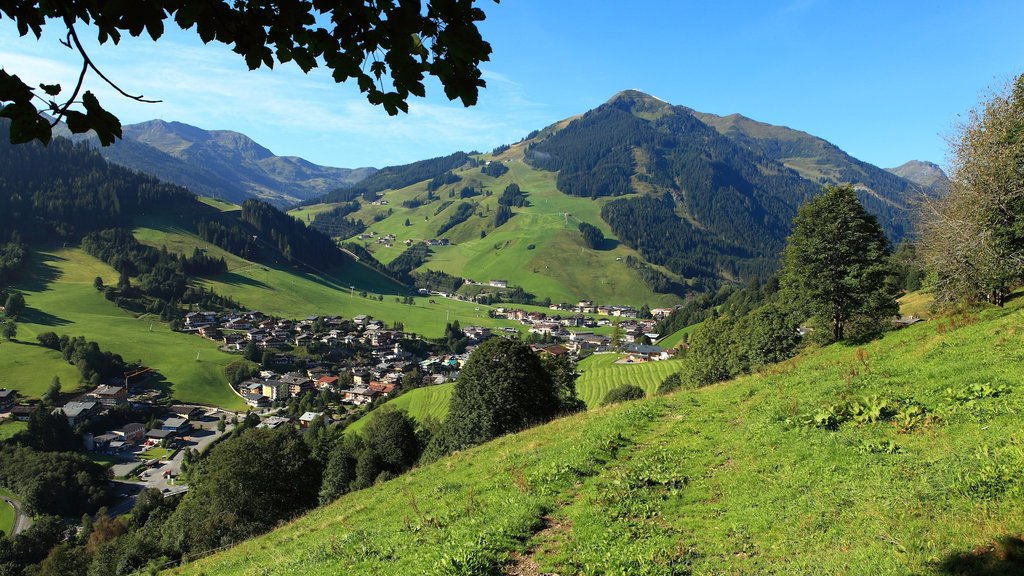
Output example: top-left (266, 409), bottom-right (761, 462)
top-left (575, 354), bottom-right (685, 407)
top-left (291, 154), bottom-right (686, 308)
top-left (5, 248), bottom-right (244, 409)
top-left (0, 489), bottom-right (14, 536)
top-left (171, 298), bottom-right (1024, 575)
top-left (131, 214), bottom-right (533, 339)
top-left (345, 383), bottom-right (455, 435)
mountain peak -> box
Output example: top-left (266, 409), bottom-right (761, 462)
top-left (885, 160), bottom-right (950, 194)
top-left (605, 90), bottom-right (673, 117)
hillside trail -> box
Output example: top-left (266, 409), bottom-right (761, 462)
top-left (503, 401), bottom-right (686, 575)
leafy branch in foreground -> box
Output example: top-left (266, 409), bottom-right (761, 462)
top-left (0, 0), bottom-right (496, 146)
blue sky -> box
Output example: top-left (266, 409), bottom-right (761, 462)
top-left (2, 0), bottom-right (1023, 170)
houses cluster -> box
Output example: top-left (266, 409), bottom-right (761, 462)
top-left (238, 365), bottom-right (404, 409)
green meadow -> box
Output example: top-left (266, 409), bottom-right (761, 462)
top-left (0, 494), bottom-right (14, 536)
top-left (290, 153), bottom-right (685, 308)
top-left (0, 420), bottom-right (26, 441)
top-left (172, 297), bottom-right (1024, 576)
top-left (345, 383), bottom-right (455, 435)
top-left (575, 353), bottom-right (685, 407)
top-left (6, 248), bottom-right (244, 409)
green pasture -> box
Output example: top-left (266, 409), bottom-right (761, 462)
top-left (0, 498), bottom-right (13, 536)
top-left (575, 353), bottom-right (685, 407)
top-left (7, 248), bottom-right (244, 410)
top-left (0, 420), bottom-right (26, 441)
top-left (345, 383), bottom-right (455, 435)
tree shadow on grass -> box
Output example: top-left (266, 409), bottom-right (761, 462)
top-left (14, 252), bottom-right (65, 294)
top-left (940, 535), bottom-right (1024, 576)
top-left (211, 272), bottom-right (271, 290)
top-left (18, 305), bottom-right (71, 327)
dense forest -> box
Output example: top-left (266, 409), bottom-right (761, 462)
top-left (240, 200), bottom-right (347, 269)
top-left (0, 135), bottom-right (195, 240)
top-left (306, 152), bottom-right (470, 206)
top-left (309, 201), bottom-right (366, 238)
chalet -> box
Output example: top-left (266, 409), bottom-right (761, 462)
top-left (89, 385), bottom-right (128, 406)
top-left (145, 428), bottom-right (175, 444)
top-left (368, 381), bottom-right (396, 396)
top-left (352, 315), bottom-right (369, 326)
top-left (0, 388), bottom-right (15, 412)
top-left (222, 333), bottom-right (244, 347)
top-left (115, 422), bottom-right (147, 444)
top-left (316, 376), bottom-right (339, 390)
top-left (463, 326), bottom-right (492, 342)
top-left (198, 326), bottom-right (222, 340)
top-left (651, 307), bottom-right (675, 318)
top-left (224, 318), bottom-right (251, 331)
top-left (257, 338), bottom-right (283, 350)
top-left (257, 416), bottom-right (291, 430)
top-left (532, 343), bottom-right (570, 357)
top-left (342, 387), bottom-right (378, 405)
top-left (161, 417), bottom-right (191, 435)
top-left (168, 405), bottom-right (204, 421)
top-left (352, 370), bottom-right (371, 386)
top-left (280, 372), bottom-right (313, 396)
top-left (242, 392), bottom-right (271, 408)
top-left (489, 279), bottom-right (508, 288)
top-left (9, 405), bottom-right (33, 421)
top-left (55, 401), bottom-right (100, 426)
top-left (294, 333), bottom-right (312, 347)
top-left (90, 432), bottom-right (122, 453)
top-left (298, 412), bottom-right (326, 429)
top-left (240, 382), bottom-right (264, 397)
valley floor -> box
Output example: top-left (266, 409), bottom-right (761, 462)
top-left (170, 299), bottom-right (1024, 575)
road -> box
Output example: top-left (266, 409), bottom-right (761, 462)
top-left (108, 407), bottom-right (238, 517)
top-left (2, 494), bottom-right (31, 535)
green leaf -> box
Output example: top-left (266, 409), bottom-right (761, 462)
top-left (81, 91), bottom-right (122, 146)
top-left (1, 102), bottom-right (51, 145)
top-left (0, 70), bottom-right (34, 103)
top-left (64, 110), bottom-right (90, 134)
top-left (39, 83), bottom-right (62, 97)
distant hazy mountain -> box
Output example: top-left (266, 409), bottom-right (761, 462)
top-left (886, 160), bottom-right (950, 195)
top-left (57, 120), bottom-right (376, 206)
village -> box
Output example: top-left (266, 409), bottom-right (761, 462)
top-left (0, 296), bottom-right (681, 520)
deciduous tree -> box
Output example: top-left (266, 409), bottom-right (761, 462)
top-left (919, 74), bottom-right (1024, 305)
top-left (780, 184), bottom-right (898, 342)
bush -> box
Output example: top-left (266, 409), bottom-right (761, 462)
top-left (656, 373), bottom-right (683, 395)
top-left (601, 384), bottom-right (646, 406)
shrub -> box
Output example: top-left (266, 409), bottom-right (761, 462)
top-left (601, 384), bottom-right (646, 406)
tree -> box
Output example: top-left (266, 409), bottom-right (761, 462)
top-left (540, 353), bottom-right (586, 415)
top-left (0, 1), bottom-right (495, 146)
top-left (160, 427), bottom-right (320, 557)
top-left (3, 292), bottom-right (25, 319)
top-left (919, 74), bottom-right (1024, 306)
top-left (1, 320), bottom-right (15, 341)
top-left (362, 409), bottom-right (419, 470)
top-left (42, 376), bottom-right (61, 406)
top-left (426, 338), bottom-right (562, 458)
top-left (780, 185), bottom-right (898, 342)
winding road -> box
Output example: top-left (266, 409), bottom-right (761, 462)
top-left (2, 495), bottom-right (31, 535)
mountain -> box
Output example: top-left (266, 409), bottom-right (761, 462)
top-left (293, 90), bottom-right (924, 305)
top-left (57, 120), bottom-right (376, 206)
top-left (886, 160), bottom-right (950, 195)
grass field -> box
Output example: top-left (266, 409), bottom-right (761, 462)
top-left (900, 290), bottom-right (936, 318)
top-left (345, 383), bottom-right (455, 435)
top-left (0, 420), bottom-right (26, 441)
top-left (656, 320), bottom-right (703, 349)
top-left (174, 297), bottom-right (1024, 576)
top-left (132, 217), bottom-right (533, 339)
top-left (6, 248), bottom-right (244, 410)
top-left (0, 498), bottom-right (14, 536)
top-left (290, 154), bottom-right (685, 308)
top-left (575, 353), bottom-right (685, 407)
top-left (139, 447), bottom-right (175, 461)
